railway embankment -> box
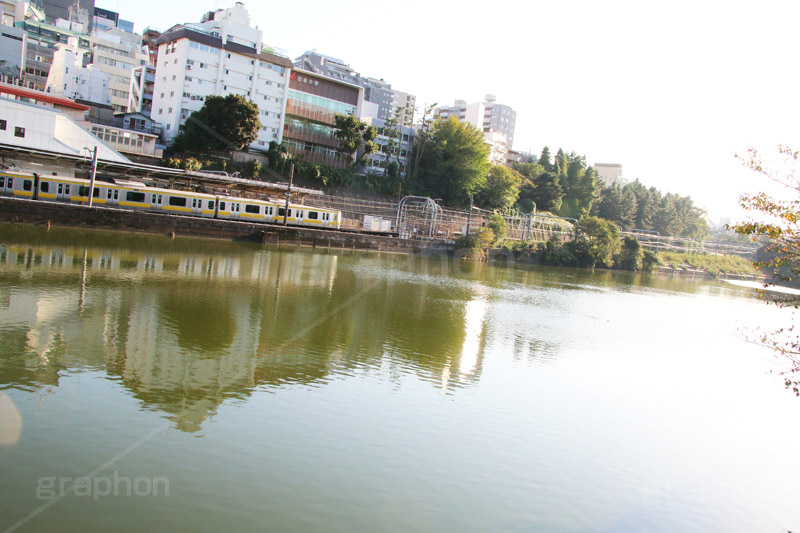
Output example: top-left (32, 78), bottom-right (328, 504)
top-left (0, 197), bottom-right (454, 255)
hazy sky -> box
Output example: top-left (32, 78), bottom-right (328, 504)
top-left (97, 0), bottom-right (800, 222)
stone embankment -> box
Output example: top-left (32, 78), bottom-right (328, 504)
top-left (0, 197), bottom-right (453, 255)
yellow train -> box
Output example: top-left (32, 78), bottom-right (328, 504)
top-left (0, 171), bottom-right (342, 229)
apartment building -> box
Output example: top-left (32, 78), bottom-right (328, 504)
top-left (46, 40), bottom-right (110, 104)
top-left (294, 50), bottom-right (415, 126)
top-left (361, 116), bottom-right (413, 178)
top-left (150, 3), bottom-right (292, 150)
top-left (435, 94), bottom-right (517, 163)
top-left (283, 68), bottom-right (362, 169)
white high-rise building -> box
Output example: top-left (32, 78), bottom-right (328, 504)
top-left (435, 95), bottom-right (517, 164)
top-left (150, 3), bottom-right (292, 149)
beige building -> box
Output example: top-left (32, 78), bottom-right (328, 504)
top-left (594, 163), bottom-right (626, 186)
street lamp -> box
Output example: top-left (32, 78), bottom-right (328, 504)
top-left (84, 146), bottom-right (98, 207)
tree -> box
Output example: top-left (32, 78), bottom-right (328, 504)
top-left (412, 117), bottom-right (490, 207)
top-left (595, 184), bottom-right (637, 229)
top-left (475, 164), bottom-right (522, 210)
top-left (619, 236), bottom-right (644, 270)
top-left (333, 113), bottom-right (377, 166)
top-left (730, 145), bottom-right (800, 395)
top-left (539, 146), bottom-right (553, 172)
top-left (407, 103), bottom-right (437, 183)
top-left (488, 213), bottom-right (508, 243)
top-left (571, 216), bottom-right (621, 268)
top-left (172, 94), bottom-right (261, 154)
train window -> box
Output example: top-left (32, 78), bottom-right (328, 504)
top-left (168, 196), bottom-right (187, 207)
top-left (151, 194), bottom-right (156, 203)
top-left (107, 189), bottom-right (112, 199)
top-left (114, 190), bottom-right (118, 200)
top-left (277, 208), bottom-right (285, 217)
top-left (0, 177), bottom-right (4, 188)
top-left (8, 178), bottom-right (13, 189)
top-left (307, 211), bottom-right (318, 220)
top-left (192, 199), bottom-right (196, 208)
top-left (58, 183), bottom-right (62, 194)
top-left (40, 182), bottom-right (49, 193)
top-left (158, 195), bottom-right (162, 204)
top-left (65, 185), bottom-right (69, 195)
top-left (93, 188), bottom-right (100, 198)
top-left (245, 205), bottom-right (260, 214)
top-left (23, 180), bottom-right (32, 191)
top-left (208, 200), bottom-right (214, 209)
top-left (220, 202), bottom-right (226, 211)
top-left (127, 191), bottom-right (146, 202)
top-left (78, 186), bottom-right (89, 197)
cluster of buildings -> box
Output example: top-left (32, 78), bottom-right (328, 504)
top-left (0, 0), bottom-right (524, 177)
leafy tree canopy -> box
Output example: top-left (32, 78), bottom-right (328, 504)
top-left (475, 164), bottom-right (523, 210)
top-left (730, 145), bottom-right (800, 395)
top-left (172, 94), bottom-right (261, 154)
top-left (412, 117), bottom-right (490, 207)
top-left (333, 113), bottom-right (377, 166)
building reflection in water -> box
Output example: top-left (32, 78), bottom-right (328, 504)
top-left (0, 242), bottom-right (486, 432)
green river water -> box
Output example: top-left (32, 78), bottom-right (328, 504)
top-left (0, 224), bottom-right (797, 532)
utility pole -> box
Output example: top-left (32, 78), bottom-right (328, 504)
top-left (283, 162), bottom-right (294, 226)
top-left (88, 146), bottom-right (98, 207)
top-left (466, 194), bottom-right (474, 236)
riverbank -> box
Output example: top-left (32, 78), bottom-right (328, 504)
top-left (0, 197), bottom-right (764, 281)
top-left (0, 197), bottom-right (450, 255)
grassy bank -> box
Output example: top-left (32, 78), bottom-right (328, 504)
top-left (657, 251), bottom-right (757, 276)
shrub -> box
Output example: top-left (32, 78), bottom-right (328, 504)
top-left (619, 236), bottom-right (643, 271)
top-left (488, 213), bottom-right (507, 243)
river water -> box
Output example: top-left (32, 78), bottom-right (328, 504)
top-left (0, 225), bottom-right (798, 532)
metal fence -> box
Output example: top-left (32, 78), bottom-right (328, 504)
top-left (302, 193), bottom-right (758, 258)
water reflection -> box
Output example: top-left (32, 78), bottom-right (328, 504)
top-left (0, 240), bottom-right (488, 431)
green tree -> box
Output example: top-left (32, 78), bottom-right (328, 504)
top-left (539, 146), bottom-right (553, 172)
top-left (730, 145), bottom-right (800, 395)
top-left (475, 165), bottom-right (522, 210)
top-left (333, 113), bottom-right (377, 166)
top-left (488, 213), bottom-right (508, 243)
top-left (172, 94), bottom-right (261, 154)
top-left (619, 236), bottom-right (644, 270)
top-left (572, 216), bottom-right (622, 268)
top-left (407, 103), bottom-right (437, 183)
top-left (595, 184), bottom-right (637, 229)
top-left (412, 117), bottom-right (490, 207)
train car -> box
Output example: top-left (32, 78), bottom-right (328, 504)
top-left (0, 171), bottom-right (36, 199)
top-left (1, 171), bottom-right (343, 230)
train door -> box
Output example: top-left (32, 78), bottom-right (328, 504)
top-left (150, 192), bottom-right (163, 212)
top-left (0, 175), bottom-right (9, 197)
top-left (105, 187), bottom-right (120, 207)
top-left (55, 181), bottom-right (71, 202)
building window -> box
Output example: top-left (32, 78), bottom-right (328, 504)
top-left (0, 119), bottom-right (5, 130)
top-left (14, 127), bottom-right (25, 138)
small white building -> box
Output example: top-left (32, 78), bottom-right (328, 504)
top-left (0, 92), bottom-right (131, 166)
top-left (46, 41), bottom-right (111, 104)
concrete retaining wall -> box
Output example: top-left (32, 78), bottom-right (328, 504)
top-left (0, 197), bottom-right (455, 255)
